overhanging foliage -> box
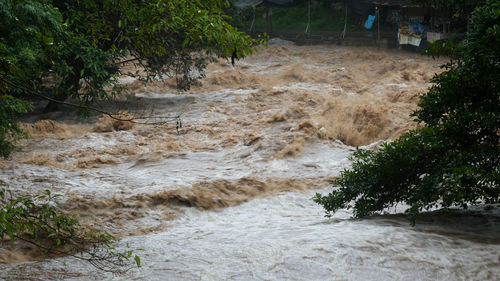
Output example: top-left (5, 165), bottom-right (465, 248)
top-left (0, 0), bottom-right (261, 157)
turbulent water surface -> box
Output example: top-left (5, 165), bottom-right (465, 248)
top-left (1, 43), bottom-right (499, 280)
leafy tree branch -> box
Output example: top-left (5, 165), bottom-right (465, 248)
top-left (0, 183), bottom-right (141, 272)
top-left (0, 0), bottom-right (263, 157)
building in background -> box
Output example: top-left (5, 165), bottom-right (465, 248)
top-left (365, 0), bottom-right (472, 49)
top-left (231, 0), bottom-right (472, 49)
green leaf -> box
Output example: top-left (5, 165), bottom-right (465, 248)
top-left (134, 255), bottom-right (141, 268)
top-left (43, 36), bottom-right (54, 45)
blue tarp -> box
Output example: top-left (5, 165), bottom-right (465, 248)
top-left (364, 15), bottom-right (375, 29)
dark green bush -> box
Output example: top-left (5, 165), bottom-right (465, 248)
top-left (315, 0), bottom-right (500, 223)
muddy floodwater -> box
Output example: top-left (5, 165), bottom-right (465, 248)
top-left (1, 43), bottom-right (499, 280)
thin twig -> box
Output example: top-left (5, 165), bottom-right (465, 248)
top-left (0, 74), bottom-right (182, 126)
top-left (13, 234), bottom-right (131, 273)
top-left (114, 57), bottom-right (139, 65)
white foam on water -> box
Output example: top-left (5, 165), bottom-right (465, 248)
top-left (1, 45), bottom-right (497, 281)
top-left (4, 189), bottom-right (498, 281)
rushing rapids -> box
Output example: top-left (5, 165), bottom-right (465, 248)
top-left (1, 42), bottom-right (499, 280)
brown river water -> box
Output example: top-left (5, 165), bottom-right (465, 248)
top-left (0, 42), bottom-right (499, 280)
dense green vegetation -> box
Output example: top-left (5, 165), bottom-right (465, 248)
top-left (0, 0), bottom-right (259, 271)
top-left (315, 0), bottom-right (499, 223)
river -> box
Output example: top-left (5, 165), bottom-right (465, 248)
top-left (1, 42), bottom-right (498, 280)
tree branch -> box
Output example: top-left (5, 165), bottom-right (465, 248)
top-left (0, 74), bottom-right (182, 127)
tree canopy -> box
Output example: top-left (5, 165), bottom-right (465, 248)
top-left (0, 0), bottom-right (261, 157)
top-left (315, 0), bottom-right (499, 223)
top-left (0, 0), bottom-right (261, 271)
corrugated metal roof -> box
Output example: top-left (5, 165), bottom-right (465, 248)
top-left (233, 0), bottom-right (262, 8)
top-left (365, 0), bottom-right (420, 7)
top-left (233, 0), bottom-right (309, 8)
